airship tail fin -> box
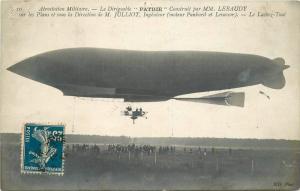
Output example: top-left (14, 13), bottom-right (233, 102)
top-left (262, 71), bottom-right (286, 89)
top-left (262, 57), bottom-right (289, 89)
top-left (273, 57), bottom-right (285, 65)
top-left (273, 57), bottom-right (289, 70)
top-left (175, 91), bottom-right (245, 107)
top-left (225, 92), bottom-right (245, 107)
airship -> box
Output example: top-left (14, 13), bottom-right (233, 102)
top-left (7, 48), bottom-right (289, 107)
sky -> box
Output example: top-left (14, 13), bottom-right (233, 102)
top-left (0, 1), bottom-right (299, 140)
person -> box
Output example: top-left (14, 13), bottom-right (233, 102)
top-left (126, 106), bottom-right (132, 111)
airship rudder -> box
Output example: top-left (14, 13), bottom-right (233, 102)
top-left (262, 57), bottom-right (289, 89)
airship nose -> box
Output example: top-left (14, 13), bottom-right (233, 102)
top-left (7, 58), bottom-right (39, 80)
top-left (7, 63), bottom-right (21, 75)
top-left (7, 64), bottom-right (22, 75)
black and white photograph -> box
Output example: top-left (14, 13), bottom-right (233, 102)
top-left (0, 1), bottom-right (299, 190)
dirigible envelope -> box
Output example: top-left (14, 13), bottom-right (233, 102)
top-left (7, 48), bottom-right (289, 106)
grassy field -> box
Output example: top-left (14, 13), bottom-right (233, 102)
top-left (1, 135), bottom-right (300, 190)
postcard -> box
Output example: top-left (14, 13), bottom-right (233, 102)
top-left (0, 0), bottom-right (299, 190)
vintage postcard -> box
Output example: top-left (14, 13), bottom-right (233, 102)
top-left (0, 0), bottom-right (299, 190)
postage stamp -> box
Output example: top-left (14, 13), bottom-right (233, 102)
top-left (21, 123), bottom-right (65, 175)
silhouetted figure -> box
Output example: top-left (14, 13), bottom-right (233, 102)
top-left (126, 106), bottom-right (132, 111)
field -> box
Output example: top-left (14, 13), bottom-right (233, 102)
top-left (1, 134), bottom-right (300, 190)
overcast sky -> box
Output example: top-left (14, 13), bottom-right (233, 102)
top-left (0, 1), bottom-right (299, 140)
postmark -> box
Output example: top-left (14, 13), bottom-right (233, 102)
top-left (21, 123), bottom-right (65, 175)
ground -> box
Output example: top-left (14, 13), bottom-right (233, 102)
top-left (1, 134), bottom-right (300, 190)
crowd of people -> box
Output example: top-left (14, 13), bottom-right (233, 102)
top-left (68, 144), bottom-right (100, 153)
top-left (107, 144), bottom-right (156, 155)
top-left (66, 143), bottom-right (233, 156)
